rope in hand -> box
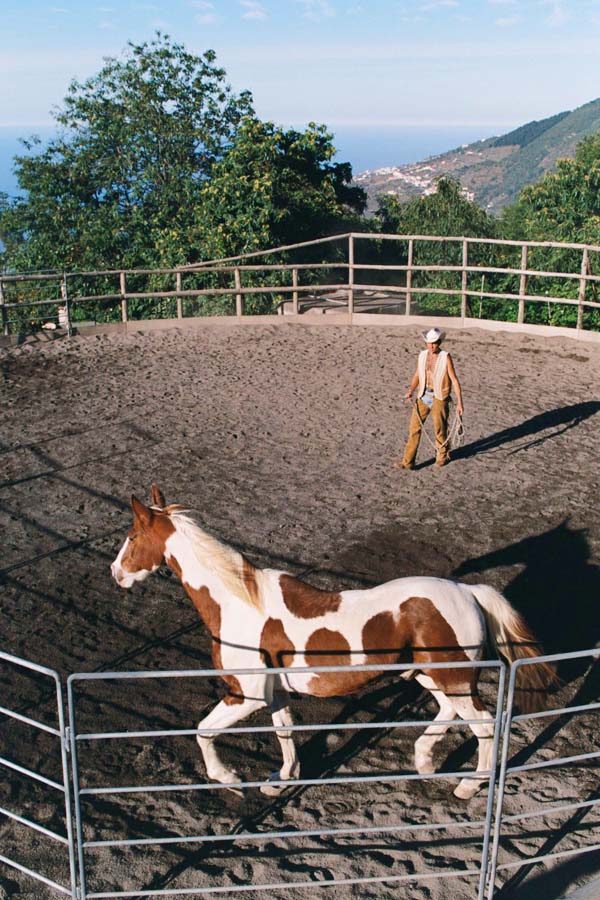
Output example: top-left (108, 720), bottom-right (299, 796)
top-left (408, 398), bottom-right (465, 454)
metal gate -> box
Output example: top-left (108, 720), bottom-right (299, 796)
top-left (487, 649), bottom-right (600, 898)
top-left (1, 652), bottom-right (598, 898)
top-left (0, 651), bottom-right (77, 897)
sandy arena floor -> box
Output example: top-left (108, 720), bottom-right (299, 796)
top-left (1, 321), bottom-right (599, 899)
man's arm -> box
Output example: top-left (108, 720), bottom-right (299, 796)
top-left (405, 366), bottom-right (419, 401)
top-left (447, 355), bottom-right (464, 415)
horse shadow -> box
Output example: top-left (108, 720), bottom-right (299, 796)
top-left (453, 400), bottom-right (600, 461)
top-left (453, 519), bottom-right (600, 680)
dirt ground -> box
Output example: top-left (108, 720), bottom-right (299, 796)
top-left (1, 320), bottom-right (599, 899)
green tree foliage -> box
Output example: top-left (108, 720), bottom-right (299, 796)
top-left (0, 35), bottom-right (366, 321)
top-left (502, 135), bottom-right (600, 245)
top-left (501, 135), bottom-right (600, 327)
top-left (0, 34), bottom-right (254, 275)
top-left (376, 175), bottom-right (496, 238)
top-left (193, 118), bottom-right (366, 313)
top-left (197, 118), bottom-right (365, 260)
top-left (374, 176), bottom-right (498, 315)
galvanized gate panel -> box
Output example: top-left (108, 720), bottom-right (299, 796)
top-left (487, 649), bottom-right (600, 899)
top-left (0, 651), bottom-right (77, 897)
top-left (67, 659), bottom-right (505, 900)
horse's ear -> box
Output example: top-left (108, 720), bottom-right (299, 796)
top-left (131, 495), bottom-right (153, 527)
top-left (151, 484), bottom-right (166, 508)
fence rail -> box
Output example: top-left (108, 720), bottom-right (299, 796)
top-left (1, 651), bottom-right (598, 898)
top-left (1, 233), bottom-right (599, 338)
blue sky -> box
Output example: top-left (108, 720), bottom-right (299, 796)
top-left (2, 1), bottom-right (600, 131)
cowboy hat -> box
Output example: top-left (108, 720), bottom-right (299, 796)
top-left (422, 327), bottom-right (446, 343)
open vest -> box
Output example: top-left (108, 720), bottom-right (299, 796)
top-left (417, 349), bottom-right (451, 400)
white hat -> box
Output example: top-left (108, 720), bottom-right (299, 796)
top-left (422, 327), bottom-right (445, 343)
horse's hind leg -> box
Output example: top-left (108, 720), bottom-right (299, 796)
top-left (197, 696), bottom-right (266, 795)
top-left (413, 674), bottom-right (458, 775)
top-left (451, 695), bottom-right (495, 801)
top-left (261, 688), bottom-right (300, 796)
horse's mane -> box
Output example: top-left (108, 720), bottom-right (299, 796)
top-left (169, 511), bottom-right (263, 611)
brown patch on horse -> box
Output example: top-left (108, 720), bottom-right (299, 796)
top-left (400, 596), bottom-right (480, 699)
top-left (260, 618), bottom-right (296, 668)
top-left (279, 574), bottom-right (342, 619)
top-left (305, 628), bottom-right (356, 697)
top-left (305, 629), bottom-right (351, 667)
top-left (184, 583), bottom-right (244, 705)
top-left (242, 557), bottom-right (262, 610)
top-left (302, 596), bottom-right (481, 700)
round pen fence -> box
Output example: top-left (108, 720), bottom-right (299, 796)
top-left (2, 233), bottom-right (600, 342)
top-left (1, 651), bottom-right (598, 899)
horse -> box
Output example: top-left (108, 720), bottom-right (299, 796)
top-left (110, 485), bottom-right (557, 801)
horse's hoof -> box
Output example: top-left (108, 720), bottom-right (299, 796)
top-left (453, 779), bottom-right (484, 801)
top-left (212, 770), bottom-right (244, 797)
top-left (260, 773), bottom-right (293, 796)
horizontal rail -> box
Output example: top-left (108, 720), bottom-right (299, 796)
top-left (85, 815), bottom-right (488, 849)
top-left (78, 764), bottom-right (493, 797)
top-left (511, 699), bottom-right (600, 723)
top-left (0, 854), bottom-right (72, 896)
top-left (0, 803), bottom-right (69, 844)
top-left (68, 657), bottom-right (502, 683)
top-left (0, 703), bottom-right (62, 736)
top-left (501, 796), bottom-right (600, 824)
top-left (503, 749), bottom-right (599, 776)
top-left (85, 866), bottom-right (483, 899)
top-left (74, 714), bottom-right (487, 741)
top-left (495, 841), bottom-right (600, 873)
top-left (0, 754), bottom-right (65, 792)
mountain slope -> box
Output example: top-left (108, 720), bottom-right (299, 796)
top-left (354, 97), bottom-right (600, 215)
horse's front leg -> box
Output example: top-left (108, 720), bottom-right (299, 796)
top-left (197, 696), bottom-right (266, 795)
top-left (261, 689), bottom-right (300, 797)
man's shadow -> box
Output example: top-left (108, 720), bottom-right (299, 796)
top-left (453, 520), bottom-right (600, 679)
top-left (453, 400), bottom-right (600, 460)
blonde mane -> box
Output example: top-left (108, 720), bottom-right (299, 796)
top-left (170, 512), bottom-right (263, 610)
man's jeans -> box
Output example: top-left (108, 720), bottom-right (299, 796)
top-left (402, 397), bottom-right (450, 466)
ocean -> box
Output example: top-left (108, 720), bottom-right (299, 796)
top-left (0, 123), bottom-right (507, 197)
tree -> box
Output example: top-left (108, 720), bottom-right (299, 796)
top-left (374, 177), bottom-right (498, 316)
top-left (500, 135), bottom-right (600, 327)
top-left (196, 118), bottom-right (366, 261)
top-left (0, 34), bottom-right (254, 273)
top-left (376, 175), bottom-right (496, 239)
top-left (501, 134), bottom-right (600, 246)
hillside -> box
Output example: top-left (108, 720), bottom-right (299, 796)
top-left (354, 97), bottom-right (600, 215)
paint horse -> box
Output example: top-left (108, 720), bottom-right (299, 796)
top-left (111, 486), bottom-right (557, 800)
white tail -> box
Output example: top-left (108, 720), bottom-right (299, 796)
top-left (469, 583), bottom-right (558, 711)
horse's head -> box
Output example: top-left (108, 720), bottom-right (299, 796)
top-left (111, 485), bottom-right (174, 589)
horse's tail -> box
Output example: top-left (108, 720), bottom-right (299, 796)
top-left (469, 583), bottom-right (559, 712)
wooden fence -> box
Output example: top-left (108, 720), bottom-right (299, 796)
top-left (2, 233), bottom-right (600, 338)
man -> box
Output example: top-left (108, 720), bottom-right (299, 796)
top-left (395, 327), bottom-right (464, 469)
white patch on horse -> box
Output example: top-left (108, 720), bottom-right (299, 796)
top-left (110, 537), bottom-right (159, 588)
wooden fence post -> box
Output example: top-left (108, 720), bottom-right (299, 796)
top-left (518, 245), bottom-right (528, 324)
top-left (577, 247), bottom-right (589, 331)
top-left (61, 275), bottom-right (73, 337)
top-left (292, 268), bottom-right (299, 315)
top-left (234, 268), bottom-right (243, 317)
top-left (406, 239), bottom-right (413, 315)
top-left (176, 272), bottom-right (183, 319)
top-left (0, 279), bottom-right (8, 336)
top-left (461, 239), bottom-right (468, 323)
top-left (348, 235), bottom-right (354, 318)
top-left (120, 271), bottom-right (128, 322)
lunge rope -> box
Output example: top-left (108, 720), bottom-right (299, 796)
top-left (409, 399), bottom-right (465, 453)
